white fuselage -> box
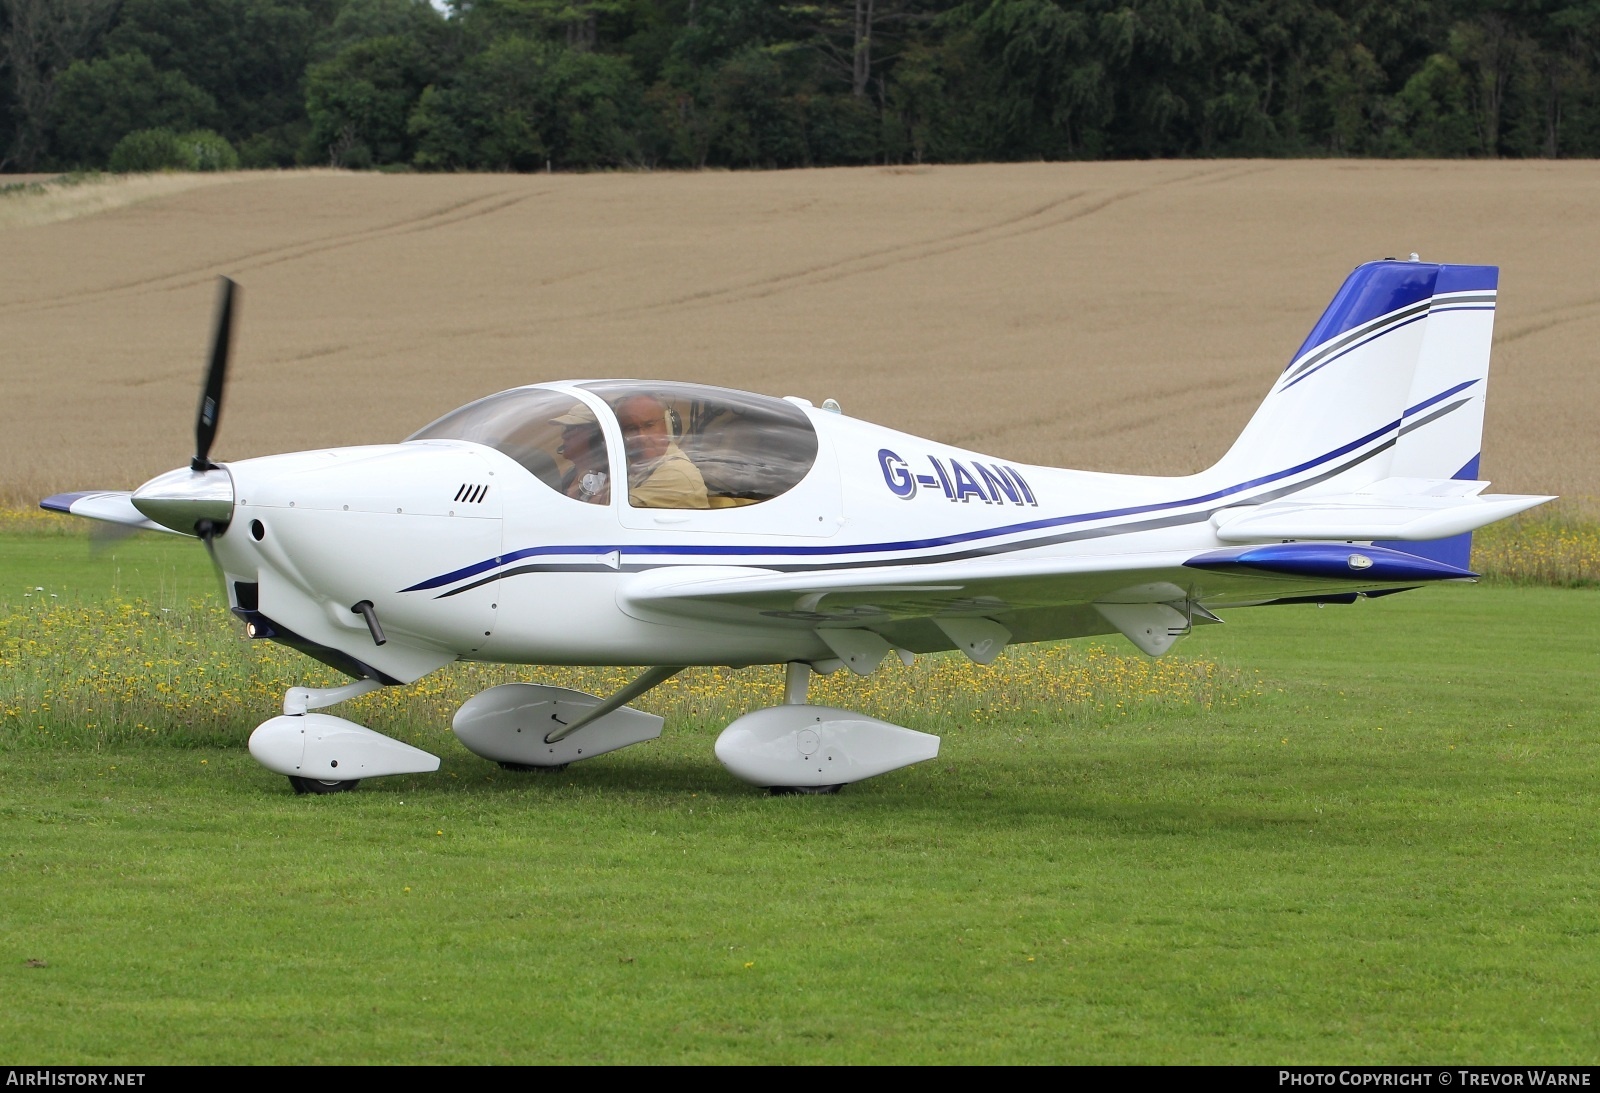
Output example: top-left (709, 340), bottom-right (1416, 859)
top-left (211, 390), bottom-right (1225, 683)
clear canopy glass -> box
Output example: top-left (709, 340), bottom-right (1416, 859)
top-left (405, 387), bottom-right (612, 505)
top-left (407, 382), bottom-right (819, 511)
top-left (582, 381), bottom-right (818, 510)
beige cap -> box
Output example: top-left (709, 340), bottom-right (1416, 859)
top-left (552, 402), bottom-right (598, 427)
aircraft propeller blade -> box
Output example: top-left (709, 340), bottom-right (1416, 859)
top-left (87, 519), bottom-right (142, 556)
top-left (193, 277), bottom-right (236, 472)
top-left (195, 518), bottom-right (230, 601)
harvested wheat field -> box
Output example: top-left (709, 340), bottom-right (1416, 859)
top-left (2, 161), bottom-right (1596, 507)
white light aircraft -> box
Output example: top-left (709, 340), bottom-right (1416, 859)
top-left (44, 259), bottom-right (1551, 795)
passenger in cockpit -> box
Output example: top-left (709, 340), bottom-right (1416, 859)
top-left (553, 403), bottom-right (610, 505)
top-left (615, 393), bottom-right (708, 509)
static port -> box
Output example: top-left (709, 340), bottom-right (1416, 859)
top-left (250, 519), bottom-right (264, 540)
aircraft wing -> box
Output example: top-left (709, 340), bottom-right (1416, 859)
top-left (624, 552), bottom-right (1186, 616)
top-left (619, 539), bottom-right (1477, 659)
top-left (39, 491), bottom-right (180, 535)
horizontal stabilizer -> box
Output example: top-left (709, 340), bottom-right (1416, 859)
top-left (1212, 483), bottom-right (1551, 543)
top-left (40, 491), bottom-right (180, 535)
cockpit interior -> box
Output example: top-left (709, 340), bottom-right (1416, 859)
top-left (407, 382), bottom-right (820, 510)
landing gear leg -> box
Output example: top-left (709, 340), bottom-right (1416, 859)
top-left (784, 660), bottom-right (810, 705)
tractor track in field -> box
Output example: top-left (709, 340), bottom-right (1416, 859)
top-left (1495, 296), bottom-right (1600, 345)
top-left (0, 190), bottom-right (536, 318)
top-left (576, 163), bottom-right (1275, 323)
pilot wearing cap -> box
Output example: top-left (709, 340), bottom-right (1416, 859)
top-left (614, 394), bottom-right (708, 509)
top-left (552, 402), bottom-right (610, 505)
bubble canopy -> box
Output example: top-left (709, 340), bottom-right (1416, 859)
top-left (407, 387), bottom-right (604, 502)
top-left (406, 383), bottom-right (819, 509)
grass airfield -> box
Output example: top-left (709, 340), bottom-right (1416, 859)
top-left (2, 527), bottom-right (1597, 1063)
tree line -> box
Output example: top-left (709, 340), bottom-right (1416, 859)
top-left (3, 0), bottom-right (1598, 174)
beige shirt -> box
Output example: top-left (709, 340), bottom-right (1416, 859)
top-left (629, 443), bottom-right (709, 509)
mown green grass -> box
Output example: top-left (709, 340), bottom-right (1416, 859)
top-left (0, 508), bottom-right (216, 606)
top-left (1, 521), bottom-right (1597, 1064)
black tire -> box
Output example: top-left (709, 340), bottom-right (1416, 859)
top-left (767, 784), bottom-right (844, 796)
top-left (289, 775), bottom-right (360, 795)
top-left (497, 761), bottom-right (569, 773)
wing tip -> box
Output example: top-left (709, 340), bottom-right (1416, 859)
top-left (40, 491), bottom-right (96, 515)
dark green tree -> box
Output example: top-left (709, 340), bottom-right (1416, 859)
top-left (409, 34), bottom-right (550, 169)
top-left (49, 49), bottom-right (217, 166)
top-left (1, 0), bottom-right (117, 169)
top-left (410, 32), bottom-right (642, 168)
top-left (103, 0), bottom-right (333, 142)
top-left (325, 0), bottom-right (445, 57)
top-left (15, 0), bottom-right (1600, 173)
top-left (307, 31), bottom-right (441, 165)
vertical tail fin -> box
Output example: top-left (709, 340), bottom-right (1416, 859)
top-left (1211, 260), bottom-right (1497, 514)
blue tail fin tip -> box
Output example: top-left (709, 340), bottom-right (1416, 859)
top-left (1291, 261), bottom-right (1499, 368)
